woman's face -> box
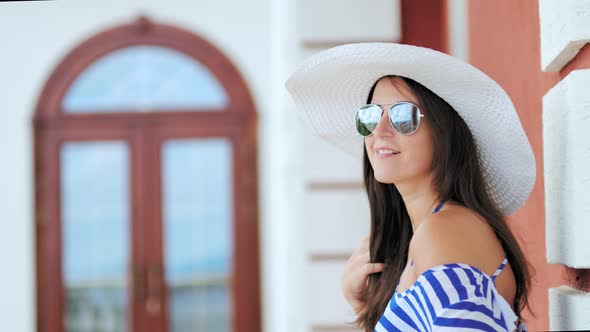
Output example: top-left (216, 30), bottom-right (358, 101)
top-left (365, 77), bottom-right (435, 184)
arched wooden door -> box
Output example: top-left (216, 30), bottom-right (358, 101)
top-left (33, 17), bottom-right (260, 332)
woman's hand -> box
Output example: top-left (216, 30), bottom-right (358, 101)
top-left (341, 235), bottom-right (386, 314)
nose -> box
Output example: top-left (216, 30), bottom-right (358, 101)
top-left (371, 109), bottom-right (394, 136)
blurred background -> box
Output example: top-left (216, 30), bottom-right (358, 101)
top-left (0, 0), bottom-right (589, 331)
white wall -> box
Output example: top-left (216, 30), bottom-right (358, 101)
top-left (0, 0), bottom-right (288, 331)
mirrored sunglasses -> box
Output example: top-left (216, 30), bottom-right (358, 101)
top-left (354, 102), bottom-right (424, 136)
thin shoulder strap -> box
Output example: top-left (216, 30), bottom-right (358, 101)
top-left (432, 199), bottom-right (448, 214)
top-left (491, 256), bottom-right (508, 282)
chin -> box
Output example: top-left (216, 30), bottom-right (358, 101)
top-left (373, 172), bottom-right (397, 184)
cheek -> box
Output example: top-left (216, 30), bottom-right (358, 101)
top-left (408, 136), bottom-right (434, 170)
top-left (364, 137), bottom-right (375, 161)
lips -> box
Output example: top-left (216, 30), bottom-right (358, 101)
top-left (376, 149), bottom-right (399, 155)
top-left (374, 147), bottom-right (401, 159)
top-left (375, 146), bottom-right (400, 155)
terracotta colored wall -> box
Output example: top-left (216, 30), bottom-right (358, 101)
top-left (469, 1), bottom-right (590, 330)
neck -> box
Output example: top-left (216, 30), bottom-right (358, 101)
top-left (395, 174), bottom-right (442, 233)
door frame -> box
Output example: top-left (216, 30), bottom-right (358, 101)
top-left (33, 16), bottom-right (260, 332)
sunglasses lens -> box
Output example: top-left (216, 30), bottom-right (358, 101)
top-left (355, 104), bottom-right (382, 136)
top-left (389, 103), bottom-right (421, 135)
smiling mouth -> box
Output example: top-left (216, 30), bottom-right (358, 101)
top-left (376, 149), bottom-right (400, 155)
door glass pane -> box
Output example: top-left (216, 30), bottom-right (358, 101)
top-left (162, 139), bottom-right (233, 332)
top-left (62, 45), bottom-right (229, 112)
top-left (61, 142), bottom-right (130, 332)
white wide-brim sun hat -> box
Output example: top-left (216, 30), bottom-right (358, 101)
top-left (285, 42), bottom-right (536, 217)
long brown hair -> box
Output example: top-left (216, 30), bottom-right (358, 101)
top-left (355, 75), bottom-right (535, 331)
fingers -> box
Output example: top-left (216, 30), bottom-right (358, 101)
top-left (361, 251), bottom-right (371, 263)
top-left (341, 243), bottom-right (386, 310)
top-left (363, 262), bottom-right (386, 276)
top-left (357, 235), bottom-right (370, 253)
top-left (347, 250), bottom-right (371, 273)
top-left (352, 237), bottom-right (380, 273)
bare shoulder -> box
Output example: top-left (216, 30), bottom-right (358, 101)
top-left (409, 203), bottom-right (506, 278)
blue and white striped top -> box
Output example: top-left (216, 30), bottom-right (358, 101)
top-left (375, 200), bottom-right (527, 331)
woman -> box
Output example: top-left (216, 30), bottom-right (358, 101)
top-left (285, 43), bottom-right (536, 331)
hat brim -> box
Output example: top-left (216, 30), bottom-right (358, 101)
top-left (285, 43), bottom-right (536, 217)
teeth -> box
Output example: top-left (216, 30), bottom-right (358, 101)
top-left (377, 149), bottom-right (399, 155)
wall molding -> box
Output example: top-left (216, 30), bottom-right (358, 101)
top-left (539, 0), bottom-right (590, 71)
top-left (549, 286), bottom-right (590, 330)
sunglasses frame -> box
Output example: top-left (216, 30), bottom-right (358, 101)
top-left (355, 101), bottom-right (425, 137)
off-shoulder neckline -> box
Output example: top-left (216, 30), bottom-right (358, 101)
top-left (390, 262), bottom-right (523, 329)
top-left (393, 262), bottom-right (519, 316)
top-left (394, 262), bottom-right (499, 297)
